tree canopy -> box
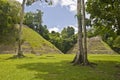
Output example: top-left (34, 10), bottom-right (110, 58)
top-left (0, 0), bottom-right (21, 44)
top-left (86, 0), bottom-right (120, 52)
top-left (86, 0), bottom-right (120, 35)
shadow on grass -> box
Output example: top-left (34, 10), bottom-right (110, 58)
top-left (4, 54), bottom-right (55, 60)
top-left (5, 55), bottom-right (33, 60)
top-left (17, 60), bottom-right (120, 80)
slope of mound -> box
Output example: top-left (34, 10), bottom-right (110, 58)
top-left (22, 26), bottom-right (62, 54)
top-left (67, 36), bottom-right (115, 54)
top-left (0, 25), bottom-right (62, 54)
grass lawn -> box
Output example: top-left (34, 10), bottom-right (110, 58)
top-left (0, 54), bottom-right (120, 80)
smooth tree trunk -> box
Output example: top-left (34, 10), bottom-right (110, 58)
top-left (72, 0), bottom-right (89, 65)
top-left (17, 0), bottom-right (26, 57)
top-left (81, 0), bottom-right (88, 65)
top-left (72, 0), bottom-right (84, 64)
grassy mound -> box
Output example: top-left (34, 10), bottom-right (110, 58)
top-left (67, 36), bottom-right (115, 54)
top-left (0, 25), bottom-right (62, 54)
top-left (22, 25), bottom-right (62, 54)
top-left (0, 54), bottom-right (120, 80)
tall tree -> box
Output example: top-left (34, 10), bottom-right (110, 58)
top-left (17, 0), bottom-right (52, 57)
top-left (72, 0), bottom-right (84, 64)
top-left (72, 0), bottom-right (89, 65)
top-left (82, 0), bottom-right (88, 65)
top-left (61, 26), bottom-right (75, 38)
top-left (67, 26), bottom-right (75, 38)
top-left (17, 0), bottom-right (26, 57)
top-left (61, 26), bottom-right (76, 53)
top-left (24, 10), bottom-right (43, 30)
top-left (24, 12), bottom-right (35, 29)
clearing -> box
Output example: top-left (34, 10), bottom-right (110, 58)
top-left (0, 54), bottom-right (120, 80)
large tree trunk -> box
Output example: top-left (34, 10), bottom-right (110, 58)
top-left (17, 0), bottom-right (26, 57)
top-left (81, 0), bottom-right (89, 65)
top-left (72, 0), bottom-right (84, 64)
top-left (72, 0), bottom-right (89, 65)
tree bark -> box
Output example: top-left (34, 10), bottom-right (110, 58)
top-left (17, 0), bottom-right (26, 57)
top-left (81, 0), bottom-right (88, 65)
top-left (72, 0), bottom-right (84, 65)
top-left (72, 0), bottom-right (89, 65)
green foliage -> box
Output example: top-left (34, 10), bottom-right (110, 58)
top-left (24, 10), bottom-right (43, 30)
top-left (49, 27), bottom-right (77, 53)
top-left (26, 0), bottom-right (53, 6)
top-left (37, 25), bottom-right (50, 40)
top-left (49, 26), bottom-right (77, 53)
top-left (24, 12), bottom-right (34, 29)
top-left (24, 11), bottom-right (50, 40)
top-left (113, 36), bottom-right (120, 48)
top-left (0, 0), bottom-right (21, 44)
top-left (60, 37), bottom-right (77, 53)
top-left (86, 0), bottom-right (120, 51)
top-left (86, 0), bottom-right (120, 35)
top-left (61, 26), bottom-right (75, 38)
top-left (49, 31), bottom-right (62, 50)
top-left (87, 28), bottom-right (96, 38)
top-left (0, 54), bottom-right (120, 80)
top-left (26, 0), bottom-right (36, 5)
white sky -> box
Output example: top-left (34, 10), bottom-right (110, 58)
top-left (16, 0), bottom-right (87, 13)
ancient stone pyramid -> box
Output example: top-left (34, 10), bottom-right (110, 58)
top-left (0, 26), bottom-right (62, 54)
top-left (67, 36), bottom-right (115, 54)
